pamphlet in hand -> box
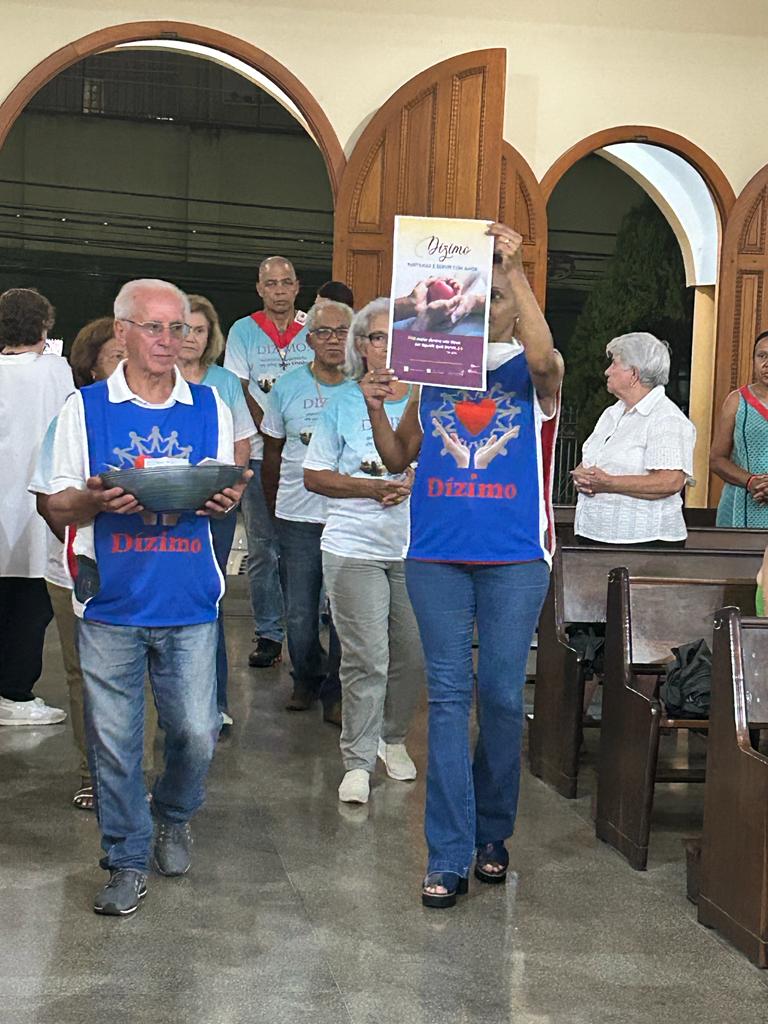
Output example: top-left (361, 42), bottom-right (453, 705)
top-left (388, 215), bottom-right (494, 391)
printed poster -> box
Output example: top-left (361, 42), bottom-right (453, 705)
top-left (388, 215), bottom-right (494, 391)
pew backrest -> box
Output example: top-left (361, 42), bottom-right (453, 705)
top-left (554, 545), bottom-right (762, 628)
top-left (685, 527), bottom-right (768, 551)
top-left (618, 575), bottom-right (758, 666)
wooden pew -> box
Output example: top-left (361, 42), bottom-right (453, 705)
top-left (697, 609), bottom-right (768, 967)
top-left (594, 572), bottom-right (756, 871)
top-left (530, 546), bottom-right (763, 799)
top-left (685, 527), bottom-right (768, 550)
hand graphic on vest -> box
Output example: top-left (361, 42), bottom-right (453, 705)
top-left (432, 417), bottom-right (470, 469)
top-left (474, 427), bottom-right (520, 470)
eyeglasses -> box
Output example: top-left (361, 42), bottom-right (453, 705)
top-left (363, 332), bottom-right (388, 347)
top-left (310, 326), bottom-right (349, 341)
top-left (120, 319), bottom-right (190, 339)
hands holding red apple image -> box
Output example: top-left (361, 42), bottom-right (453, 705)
top-left (393, 274), bottom-right (486, 331)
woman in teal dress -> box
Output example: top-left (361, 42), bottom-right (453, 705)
top-left (711, 332), bottom-right (768, 527)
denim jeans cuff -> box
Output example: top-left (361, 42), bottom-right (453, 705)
top-left (427, 858), bottom-right (471, 877)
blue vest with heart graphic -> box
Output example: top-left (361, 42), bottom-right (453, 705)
top-left (79, 379), bottom-right (224, 626)
top-left (407, 348), bottom-right (554, 563)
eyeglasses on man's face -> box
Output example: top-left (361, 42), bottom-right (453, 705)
top-left (363, 332), bottom-right (388, 347)
top-left (120, 319), bottom-right (190, 340)
top-left (310, 326), bottom-right (349, 342)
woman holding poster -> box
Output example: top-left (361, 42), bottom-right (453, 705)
top-left (361, 223), bottom-right (563, 908)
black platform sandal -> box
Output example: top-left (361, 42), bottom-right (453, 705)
top-left (421, 871), bottom-right (469, 909)
top-left (474, 841), bottom-right (509, 884)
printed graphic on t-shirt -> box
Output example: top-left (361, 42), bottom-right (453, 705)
top-left (429, 382), bottom-right (522, 472)
top-left (110, 426), bottom-right (194, 468)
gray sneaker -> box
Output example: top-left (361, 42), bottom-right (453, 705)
top-left (93, 869), bottom-right (148, 916)
top-left (154, 821), bottom-right (193, 876)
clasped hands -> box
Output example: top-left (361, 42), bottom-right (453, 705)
top-left (571, 463), bottom-right (612, 496)
top-left (747, 473), bottom-right (768, 504)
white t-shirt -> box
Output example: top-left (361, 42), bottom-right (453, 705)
top-left (574, 386), bottom-right (696, 544)
top-left (49, 362), bottom-right (234, 569)
top-left (27, 416), bottom-right (71, 589)
top-left (261, 364), bottom-right (354, 524)
top-left (0, 351), bottom-right (74, 578)
top-left (223, 313), bottom-right (311, 460)
top-left (304, 386), bottom-right (412, 560)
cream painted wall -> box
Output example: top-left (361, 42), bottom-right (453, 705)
top-left (1, 1), bottom-right (768, 194)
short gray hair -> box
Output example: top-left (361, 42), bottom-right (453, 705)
top-left (258, 256), bottom-right (296, 280)
top-left (114, 279), bottom-right (190, 322)
top-left (606, 332), bottom-right (670, 388)
top-left (305, 300), bottom-right (353, 335)
top-left (345, 297), bottom-right (389, 380)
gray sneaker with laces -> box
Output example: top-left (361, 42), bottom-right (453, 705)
top-left (93, 869), bottom-right (148, 916)
top-left (154, 821), bottom-right (193, 876)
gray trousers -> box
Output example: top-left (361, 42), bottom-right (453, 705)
top-left (323, 552), bottom-right (424, 772)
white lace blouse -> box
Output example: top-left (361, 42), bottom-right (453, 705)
top-left (573, 386), bottom-right (696, 544)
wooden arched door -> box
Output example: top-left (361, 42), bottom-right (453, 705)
top-left (499, 140), bottom-right (548, 306)
top-left (714, 165), bottom-right (768, 419)
top-left (333, 50), bottom-right (506, 306)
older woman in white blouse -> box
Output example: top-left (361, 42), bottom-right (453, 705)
top-left (571, 332), bottom-right (696, 710)
top-left (572, 332), bottom-right (696, 545)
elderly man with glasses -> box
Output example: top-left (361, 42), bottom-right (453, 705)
top-left (261, 301), bottom-right (354, 725)
top-left (47, 278), bottom-right (250, 917)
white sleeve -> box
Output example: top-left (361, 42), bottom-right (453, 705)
top-left (49, 391), bottom-right (89, 492)
top-left (644, 414), bottom-right (696, 481)
top-left (260, 387), bottom-right (286, 440)
top-left (230, 383), bottom-right (257, 442)
top-left (303, 404), bottom-right (342, 472)
top-left (223, 321), bottom-right (251, 382)
top-left (28, 417), bottom-right (59, 495)
top-left (213, 390), bottom-right (235, 462)
top-left (580, 408), bottom-right (612, 464)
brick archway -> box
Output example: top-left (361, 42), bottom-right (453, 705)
top-left (0, 20), bottom-right (346, 200)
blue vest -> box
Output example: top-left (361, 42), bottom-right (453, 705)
top-left (407, 350), bottom-right (552, 563)
top-left (80, 379), bottom-right (224, 626)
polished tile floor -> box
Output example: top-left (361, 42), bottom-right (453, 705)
top-left (2, 584), bottom-right (767, 1024)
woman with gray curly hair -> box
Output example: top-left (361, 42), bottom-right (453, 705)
top-left (570, 331), bottom-right (696, 707)
top-left (303, 297), bottom-right (423, 804)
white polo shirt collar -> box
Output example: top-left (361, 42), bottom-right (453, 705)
top-left (107, 360), bottom-right (193, 408)
top-left (618, 384), bottom-right (665, 419)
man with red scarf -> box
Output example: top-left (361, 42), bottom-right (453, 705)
top-left (224, 257), bottom-right (311, 668)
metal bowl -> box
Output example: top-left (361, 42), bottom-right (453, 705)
top-left (100, 463), bottom-right (245, 513)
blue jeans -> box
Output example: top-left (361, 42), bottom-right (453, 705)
top-left (78, 619), bottom-right (220, 872)
top-left (275, 518), bottom-right (341, 706)
top-left (210, 514), bottom-right (237, 713)
top-left (241, 458), bottom-right (284, 643)
top-left (405, 559), bottom-right (550, 877)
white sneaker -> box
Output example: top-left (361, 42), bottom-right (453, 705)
top-left (220, 711), bottom-right (233, 727)
top-left (338, 769), bottom-right (370, 804)
top-left (0, 696), bottom-right (66, 727)
top-left (377, 739), bottom-right (417, 781)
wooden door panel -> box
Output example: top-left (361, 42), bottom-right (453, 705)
top-left (499, 141), bottom-right (548, 306)
top-left (715, 176), bottom-right (768, 420)
top-left (334, 50), bottom-right (506, 305)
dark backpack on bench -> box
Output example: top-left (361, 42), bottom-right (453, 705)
top-left (659, 639), bottom-right (712, 719)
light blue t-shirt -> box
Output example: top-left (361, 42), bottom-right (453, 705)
top-left (201, 363), bottom-right (255, 451)
top-left (304, 387), bottom-right (412, 560)
top-left (261, 364), bottom-right (354, 524)
top-left (27, 416), bottom-right (69, 587)
top-left (223, 314), bottom-right (311, 460)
